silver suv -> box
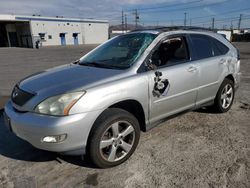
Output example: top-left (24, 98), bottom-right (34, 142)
top-left (4, 28), bottom-right (241, 168)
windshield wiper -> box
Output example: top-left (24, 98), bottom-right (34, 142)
top-left (79, 60), bottom-right (129, 70)
top-left (80, 62), bottom-right (101, 67)
top-left (80, 62), bottom-right (119, 69)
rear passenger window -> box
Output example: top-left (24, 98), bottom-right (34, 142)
top-left (190, 35), bottom-right (213, 60)
top-left (210, 38), bottom-right (229, 56)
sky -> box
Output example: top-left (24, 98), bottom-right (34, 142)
top-left (0, 0), bottom-right (250, 29)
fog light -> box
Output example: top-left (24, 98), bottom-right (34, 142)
top-left (42, 134), bottom-right (67, 143)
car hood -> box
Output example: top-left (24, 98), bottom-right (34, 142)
top-left (19, 64), bottom-right (125, 95)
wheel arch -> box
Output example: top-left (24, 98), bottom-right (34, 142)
top-left (108, 99), bottom-right (147, 132)
top-left (225, 74), bottom-right (235, 84)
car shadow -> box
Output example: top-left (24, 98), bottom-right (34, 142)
top-left (194, 106), bottom-right (219, 114)
top-left (0, 112), bottom-right (96, 169)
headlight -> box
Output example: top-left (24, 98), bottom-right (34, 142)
top-left (35, 91), bottom-right (85, 116)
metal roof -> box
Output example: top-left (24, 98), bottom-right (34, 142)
top-left (0, 14), bottom-right (108, 24)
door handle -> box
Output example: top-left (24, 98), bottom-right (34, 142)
top-left (219, 58), bottom-right (226, 64)
top-left (187, 66), bottom-right (197, 72)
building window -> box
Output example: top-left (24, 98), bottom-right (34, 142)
top-left (38, 33), bottom-right (46, 40)
top-left (48, 35), bottom-right (52, 39)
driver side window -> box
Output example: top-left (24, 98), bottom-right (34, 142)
top-left (151, 36), bottom-right (190, 68)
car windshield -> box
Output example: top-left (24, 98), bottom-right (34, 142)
top-left (79, 33), bottom-right (157, 70)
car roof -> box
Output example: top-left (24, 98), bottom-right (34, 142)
top-left (128, 26), bottom-right (233, 49)
top-left (130, 26), bottom-right (215, 35)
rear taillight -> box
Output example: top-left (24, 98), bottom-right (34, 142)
top-left (236, 49), bottom-right (240, 73)
top-left (237, 49), bottom-right (240, 60)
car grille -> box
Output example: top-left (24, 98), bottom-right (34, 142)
top-left (11, 86), bottom-right (35, 106)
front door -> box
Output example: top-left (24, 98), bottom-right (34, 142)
top-left (148, 36), bottom-right (199, 124)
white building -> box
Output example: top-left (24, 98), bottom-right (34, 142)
top-left (110, 30), bottom-right (131, 38)
top-left (0, 14), bottom-right (109, 48)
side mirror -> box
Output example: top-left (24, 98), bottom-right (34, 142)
top-left (72, 59), bottom-right (80, 64)
top-left (146, 59), bottom-right (157, 70)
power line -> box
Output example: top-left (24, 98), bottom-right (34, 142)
top-left (143, 8), bottom-right (250, 26)
top-left (138, 0), bottom-right (232, 14)
top-left (190, 7), bottom-right (250, 20)
top-left (192, 15), bottom-right (250, 27)
top-left (193, 18), bottom-right (250, 29)
top-left (125, 0), bottom-right (203, 12)
top-left (109, 0), bottom-right (250, 29)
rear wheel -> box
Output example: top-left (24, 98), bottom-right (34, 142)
top-left (88, 108), bottom-right (140, 168)
top-left (213, 78), bottom-right (235, 113)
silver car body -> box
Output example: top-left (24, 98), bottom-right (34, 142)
top-left (4, 30), bottom-right (241, 155)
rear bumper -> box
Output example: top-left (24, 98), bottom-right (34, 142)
top-left (4, 101), bottom-right (102, 155)
top-left (234, 72), bottom-right (241, 90)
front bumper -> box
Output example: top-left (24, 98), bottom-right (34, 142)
top-left (4, 101), bottom-right (102, 155)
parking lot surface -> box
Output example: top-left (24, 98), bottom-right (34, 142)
top-left (0, 43), bottom-right (249, 188)
top-left (0, 45), bottom-right (98, 97)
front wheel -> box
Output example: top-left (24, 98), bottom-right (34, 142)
top-left (213, 78), bottom-right (235, 113)
top-left (88, 108), bottom-right (140, 168)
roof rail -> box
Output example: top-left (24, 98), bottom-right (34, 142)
top-left (131, 26), bottom-right (215, 33)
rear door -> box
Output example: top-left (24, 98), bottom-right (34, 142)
top-left (188, 34), bottom-right (226, 105)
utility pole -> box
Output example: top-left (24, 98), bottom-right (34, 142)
top-left (212, 17), bottom-right (215, 30)
top-left (230, 21), bottom-right (233, 30)
top-left (122, 10), bottom-right (124, 33)
top-left (190, 19), bottom-right (192, 26)
top-left (133, 9), bottom-right (139, 28)
top-left (238, 14), bottom-right (242, 30)
top-left (184, 12), bottom-right (187, 27)
top-left (125, 14), bottom-right (127, 33)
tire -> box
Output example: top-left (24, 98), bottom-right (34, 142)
top-left (213, 78), bottom-right (235, 113)
top-left (88, 108), bottom-right (140, 168)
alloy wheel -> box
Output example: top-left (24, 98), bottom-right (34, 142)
top-left (220, 84), bottom-right (233, 109)
top-left (99, 121), bottom-right (135, 162)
